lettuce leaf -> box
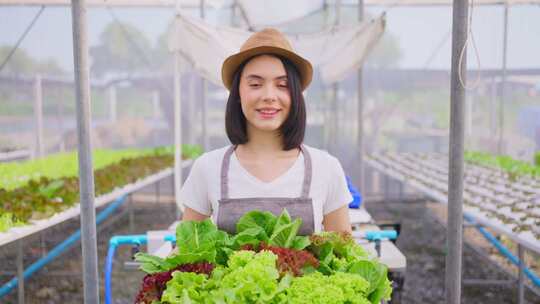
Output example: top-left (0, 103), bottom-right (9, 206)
top-left (236, 210), bottom-right (276, 236)
top-left (235, 209), bottom-right (311, 249)
top-left (134, 252), bottom-right (176, 274)
top-left (174, 219), bottom-right (229, 265)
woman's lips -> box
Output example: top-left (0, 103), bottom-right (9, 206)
top-left (256, 109), bottom-right (281, 119)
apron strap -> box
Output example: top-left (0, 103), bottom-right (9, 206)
top-left (300, 145), bottom-right (312, 198)
top-left (220, 145), bottom-right (236, 200)
top-left (220, 145), bottom-right (313, 200)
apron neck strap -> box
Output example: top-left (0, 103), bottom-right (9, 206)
top-left (220, 145), bottom-right (313, 200)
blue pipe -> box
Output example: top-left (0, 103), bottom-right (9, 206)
top-left (104, 234), bottom-right (176, 304)
top-left (464, 214), bottom-right (540, 287)
top-left (365, 230), bottom-right (397, 241)
top-left (105, 235), bottom-right (147, 304)
top-left (0, 195), bottom-right (128, 298)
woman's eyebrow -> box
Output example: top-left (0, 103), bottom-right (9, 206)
top-left (245, 74), bottom-right (287, 80)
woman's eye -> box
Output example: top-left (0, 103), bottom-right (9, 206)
top-left (278, 83), bottom-right (288, 88)
top-left (249, 84), bottom-right (261, 88)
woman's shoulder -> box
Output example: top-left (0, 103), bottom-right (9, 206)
top-left (192, 145), bottom-right (232, 168)
top-left (302, 144), bottom-right (341, 167)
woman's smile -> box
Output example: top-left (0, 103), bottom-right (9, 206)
top-left (256, 107), bottom-right (282, 119)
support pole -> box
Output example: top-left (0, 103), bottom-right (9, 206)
top-left (152, 91), bottom-right (161, 120)
top-left (200, 0), bottom-right (208, 150)
top-left (152, 90), bottom-right (160, 146)
top-left (446, 0), bottom-right (468, 303)
top-left (498, 4), bottom-right (509, 155)
top-left (357, 0), bottom-right (365, 193)
top-left (330, 0), bottom-right (341, 154)
top-left (71, 0), bottom-right (99, 303)
top-left (173, 47), bottom-right (183, 219)
top-left (17, 240), bottom-right (24, 304)
top-left (518, 244), bottom-right (524, 304)
top-left (108, 85), bottom-right (117, 123)
top-left (34, 75), bottom-right (44, 158)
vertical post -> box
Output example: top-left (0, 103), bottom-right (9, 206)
top-left (517, 244), bottom-right (524, 304)
top-left (152, 91), bottom-right (161, 120)
top-left (498, 4), bottom-right (509, 155)
top-left (128, 194), bottom-right (134, 233)
top-left (109, 85), bottom-right (117, 123)
top-left (71, 1), bottom-right (99, 303)
top-left (34, 75), bottom-right (44, 158)
top-left (17, 240), bottom-right (24, 304)
top-left (173, 10), bottom-right (183, 220)
top-left (357, 0), bottom-right (365, 193)
top-left (466, 93), bottom-right (472, 137)
top-left (331, 83), bottom-right (339, 153)
top-left (446, 0), bottom-right (468, 303)
top-left (55, 87), bottom-right (66, 152)
top-left (231, 0), bottom-right (237, 27)
top-left (489, 77), bottom-right (497, 152)
top-left (200, 0), bottom-right (208, 150)
top-left (152, 90), bottom-right (160, 146)
top-left (155, 179), bottom-right (160, 204)
top-left (331, 0), bottom-right (341, 154)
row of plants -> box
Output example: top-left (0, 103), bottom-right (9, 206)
top-left (134, 210), bottom-right (392, 304)
top-left (367, 153), bottom-right (540, 239)
top-left (0, 145), bottom-right (203, 233)
top-left (464, 151), bottom-right (540, 180)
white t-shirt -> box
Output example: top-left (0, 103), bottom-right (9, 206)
top-left (179, 144), bottom-right (353, 232)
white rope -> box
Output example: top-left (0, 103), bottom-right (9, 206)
top-left (458, 0), bottom-right (483, 90)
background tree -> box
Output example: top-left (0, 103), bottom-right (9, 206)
top-left (0, 45), bottom-right (64, 75)
top-left (90, 21), bottom-right (154, 76)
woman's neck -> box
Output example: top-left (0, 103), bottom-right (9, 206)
top-left (238, 125), bottom-right (297, 158)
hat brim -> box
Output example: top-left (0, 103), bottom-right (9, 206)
top-left (221, 46), bottom-right (313, 92)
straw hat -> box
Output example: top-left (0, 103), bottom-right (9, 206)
top-left (221, 28), bottom-right (313, 91)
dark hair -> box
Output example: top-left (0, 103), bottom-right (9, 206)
top-left (225, 55), bottom-right (306, 151)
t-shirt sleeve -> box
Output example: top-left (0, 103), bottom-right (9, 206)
top-left (179, 154), bottom-right (212, 216)
top-left (323, 156), bottom-right (353, 215)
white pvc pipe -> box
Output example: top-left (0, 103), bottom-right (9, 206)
top-left (174, 48), bottom-right (183, 218)
top-left (33, 75), bottom-right (43, 158)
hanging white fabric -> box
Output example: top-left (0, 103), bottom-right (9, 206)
top-left (168, 12), bottom-right (385, 86)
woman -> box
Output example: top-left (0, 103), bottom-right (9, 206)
top-left (180, 28), bottom-right (352, 234)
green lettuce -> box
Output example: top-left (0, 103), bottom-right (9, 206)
top-left (136, 219), bottom-right (229, 274)
top-left (233, 209), bottom-right (311, 250)
top-left (284, 272), bottom-right (370, 304)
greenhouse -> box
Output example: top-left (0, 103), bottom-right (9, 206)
top-left (0, 0), bottom-right (539, 303)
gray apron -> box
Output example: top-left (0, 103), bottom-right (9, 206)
top-left (217, 145), bottom-right (315, 235)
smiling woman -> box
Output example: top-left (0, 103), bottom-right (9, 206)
top-left (180, 28), bottom-right (352, 235)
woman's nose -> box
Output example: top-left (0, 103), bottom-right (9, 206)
top-left (262, 85), bottom-right (278, 102)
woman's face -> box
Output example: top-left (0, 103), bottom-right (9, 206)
top-left (239, 55), bottom-right (291, 134)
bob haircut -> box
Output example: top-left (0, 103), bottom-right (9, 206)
top-left (224, 54), bottom-right (306, 151)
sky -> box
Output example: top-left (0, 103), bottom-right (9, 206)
top-left (0, 3), bottom-right (539, 72)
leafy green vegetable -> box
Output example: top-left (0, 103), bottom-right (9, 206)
top-left (161, 271), bottom-right (208, 303)
top-left (0, 213), bottom-right (24, 233)
top-left (269, 210), bottom-right (302, 248)
top-left (38, 180), bottom-right (65, 199)
top-left (308, 232), bottom-right (391, 303)
top-left (134, 253), bottom-right (176, 274)
top-left (133, 214), bottom-right (393, 304)
top-left (162, 250), bottom-right (283, 304)
top-left (173, 219), bottom-right (228, 265)
top-left (233, 209), bottom-right (311, 250)
top-left (464, 150), bottom-right (540, 178)
top-left (284, 272), bottom-right (370, 304)
top-left (236, 210), bottom-right (277, 236)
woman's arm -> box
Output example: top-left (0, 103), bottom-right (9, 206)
top-left (181, 207), bottom-right (210, 221)
top-left (322, 205), bottom-right (352, 233)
